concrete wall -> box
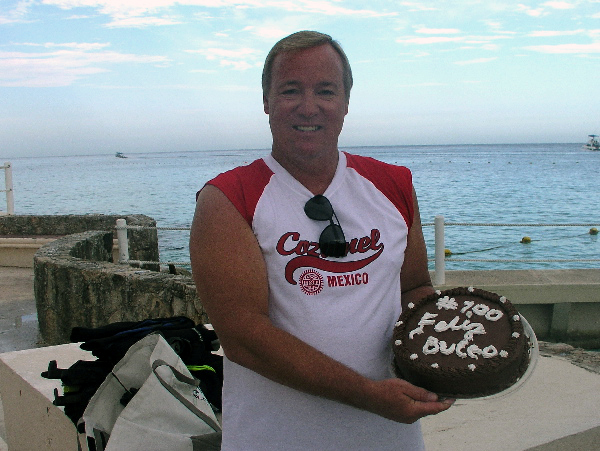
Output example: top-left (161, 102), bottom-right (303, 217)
top-left (0, 237), bottom-right (58, 267)
top-left (14, 214), bottom-right (600, 348)
top-left (0, 236), bottom-right (122, 268)
top-left (436, 269), bottom-right (600, 348)
top-left (0, 214), bottom-right (159, 268)
top-left (34, 230), bottom-right (205, 346)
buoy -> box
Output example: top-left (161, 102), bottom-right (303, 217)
top-left (590, 227), bottom-right (598, 236)
top-left (444, 249), bottom-right (452, 256)
top-left (520, 236), bottom-right (531, 244)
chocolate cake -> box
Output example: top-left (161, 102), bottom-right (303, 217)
top-left (393, 287), bottom-right (532, 398)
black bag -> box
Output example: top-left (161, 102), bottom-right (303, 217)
top-left (42, 317), bottom-right (223, 429)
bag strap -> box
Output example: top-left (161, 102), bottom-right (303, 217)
top-left (152, 360), bottom-right (222, 433)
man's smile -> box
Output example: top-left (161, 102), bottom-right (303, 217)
top-left (294, 125), bottom-right (322, 132)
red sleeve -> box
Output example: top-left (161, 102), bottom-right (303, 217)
top-left (199, 159), bottom-right (274, 227)
top-left (344, 152), bottom-right (414, 230)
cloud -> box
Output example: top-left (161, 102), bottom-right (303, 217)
top-left (454, 57), bottom-right (498, 65)
top-left (397, 36), bottom-right (465, 45)
top-left (0, 0), bottom-right (35, 24)
top-left (528, 29), bottom-right (586, 37)
top-left (276, 0), bottom-right (396, 17)
top-left (516, 4), bottom-right (547, 17)
top-left (17, 41), bottom-right (112, 50)
top-left (0, 44), bottom-right (169, 87)
top-left (245, 25), bottom-right (292, 40)
top-left (525, 42), bottom-right (600, 53)
top-left (241, 16), bottom-right (317, 41)
top-left (186, 46), bottom-right (262, 70)
top-left (397, 32), bottom-right (511, 47)
top-left (398, 82), bottom-right (445, 87)
top-left (415, 27), bottom-right (461, 35)
top-left (516, 1), bottom-right (577, 18)
top-left (542, 1), bottom-right (576, 10)
top-left (398, 2), bottom-right (438, 12)
top-left (105, 15), bottom-right (183, 28)
top-left (39, 0), bottom-right (396, 29)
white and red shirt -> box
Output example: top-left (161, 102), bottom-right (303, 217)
top-left (205, 151), bottom-right (424, 450)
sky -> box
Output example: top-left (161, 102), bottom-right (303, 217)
top-left (1, 0), bottom-right (600, 158)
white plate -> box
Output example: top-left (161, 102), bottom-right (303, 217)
top-left (456, 314), bottom-right (539, 402)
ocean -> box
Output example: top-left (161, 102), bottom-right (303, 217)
top-left (6, 143), bottom-right (600, 271)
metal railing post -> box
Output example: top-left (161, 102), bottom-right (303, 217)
top-left (434, 215), bottom-right (445, 286)
top-left (116, 218), bottom-right (130, 263)
top-left (3, 162), bottom-right (14, 215)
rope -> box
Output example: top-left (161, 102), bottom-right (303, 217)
top-left (123, 260), bottom-right (191, 267)
top-left (119, 223), bottom-right (600, 230)
top-left (430, 258), bottom-right (600, 263)
top-left (115, 225), bottom-right (190, 231)
top-left (423, 222), bottom-right (600, 227)
top-left (116, 221), bottom-right (599, 267)
top-left (125, 260), bottom-right (192, 266)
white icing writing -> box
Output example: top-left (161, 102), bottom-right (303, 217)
top-left (440, 341), bottom-right (456, 355)
top-left (461, 301), bottom-right (475, 313)
top-left (410, 297), bottom-right (508, 362)
top-left (422, 336), bottom-right (498, 360)
top-left (462, 301), bottom-right (504, 322)
top-left (409, 312), bottom-right (438, 339)
top-left (433, 316), bottom-right (486, 342)
top-left (456, 339), bottom-right (469, 359)
top-left (436, 296), bottom-right (458, 310)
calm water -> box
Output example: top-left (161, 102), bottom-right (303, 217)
top-left (7, 143), bottom-right (600, 270)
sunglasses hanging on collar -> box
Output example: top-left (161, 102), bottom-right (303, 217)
top-left (304, 194), bottom-right (348, 258)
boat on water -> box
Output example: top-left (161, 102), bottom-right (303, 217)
top-left (115, 152), bottom-right (127, 158)
top-left (583, 135), bottom-right (599, 151)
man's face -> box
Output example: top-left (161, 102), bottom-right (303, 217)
top-left (264, 44), bottom-right (349, 166)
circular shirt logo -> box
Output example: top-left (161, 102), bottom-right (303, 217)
top-left (299, 269), bottom-right (324, 296)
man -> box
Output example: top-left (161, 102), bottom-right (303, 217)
top-left (190, 31), bottom-right (453, 450)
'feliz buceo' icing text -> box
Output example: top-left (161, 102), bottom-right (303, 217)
top-left (396, 288), bottom-right (521, 368)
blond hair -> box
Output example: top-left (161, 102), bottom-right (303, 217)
top-left (262, 30), bottom-right (353, 102)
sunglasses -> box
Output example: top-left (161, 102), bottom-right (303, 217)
top-left (304, 194), bottom-right (348, 258)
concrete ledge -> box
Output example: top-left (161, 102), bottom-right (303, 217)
top-left (0, 214), bottom-right (159, 268)
top-left (524, 425), bottom-right (600, 450)
top-left (0, 343), bottom-right (93, 451)
top-left (0, 237), bottom-right (120, 268)
top-left (435, 269), bottom-right (600, 348)
top-left (34, 231), bottom-right (206, 345)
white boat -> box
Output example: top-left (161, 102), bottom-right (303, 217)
top-left (583, 135), bottom-right (600, 151)
top-left (115, 152), bottom-right (127, 158)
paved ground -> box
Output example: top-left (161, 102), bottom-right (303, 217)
top-left (0, 267), bottom-right (39, 354)
top-left (1, 267), bottom-right (599, 450)
top-left (0, 267), bottom-right (39, 451)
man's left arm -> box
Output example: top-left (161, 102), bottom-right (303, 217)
top-left (400, 187), bottom-right (435, 310)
